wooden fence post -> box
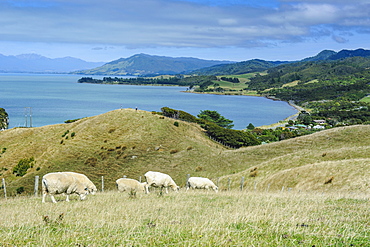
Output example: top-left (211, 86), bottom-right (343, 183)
top-left (34, 176), bottom-right (39, 196)
top-left (2, 178), bottom-right (7, 199)
top-left (101, 176), bottom-right (104, 192)
top-left (240, 177), bottom-right (244, 191)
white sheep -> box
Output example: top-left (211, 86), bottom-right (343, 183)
top-left (186, 177), bottom-right (218, 192)
top-left (116, 178), bottom-right (148, 193)
top-left (63, 172), bottom-right (97, 194)
top-left (42, 172), bottom-right (89, 203)
top-left (144, 171), bottom-right (179, 194)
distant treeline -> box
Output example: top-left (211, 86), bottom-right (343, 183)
top-left (78, 76), bottom-right (217, 88)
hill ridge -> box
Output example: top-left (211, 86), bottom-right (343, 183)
top-left (0, 109), bottom-right (369, 196)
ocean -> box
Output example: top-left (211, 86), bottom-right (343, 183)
top-left (0, 73), bottom-right (297, 130)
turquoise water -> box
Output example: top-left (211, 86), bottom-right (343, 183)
top-left (0, 73), bottom-right (296, 129)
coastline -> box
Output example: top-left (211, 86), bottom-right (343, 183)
top-left (79, 80), bottom-right (304, 129)
top-left (183, 90), bottom-right (305, 129)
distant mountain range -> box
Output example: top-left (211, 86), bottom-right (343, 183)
top-left (1, 48), bottom-right (370, 75)
top-left (74, 53), bottom-right (234, 76)
top-left (0, 53), bottom-right (104, 73)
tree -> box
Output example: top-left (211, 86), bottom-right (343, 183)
top-left (197, 110), bottom-right (234, 129)
top-left (246, 123), bottom-right (255, 130)
top-left (0, 108), bottom-right (9, 130)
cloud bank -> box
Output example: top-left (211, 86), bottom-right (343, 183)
top-left (1, 0), bottom-right (369, 50)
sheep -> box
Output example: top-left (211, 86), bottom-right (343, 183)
top-left (62, 172), bottom-right (97, 201)
top-left (116, 178), bottom-right (148, 193)
top-left (144, 171), bottom-right (179, 194)
top-left (63, 172), bottom-right (97, 194)
top-left (42, 172), bottom-right (89, 203)
top-left (186, 177), bottom-right (218, 192)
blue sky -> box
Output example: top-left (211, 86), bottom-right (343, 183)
top-left (0, 0), bottom-right (369, 62)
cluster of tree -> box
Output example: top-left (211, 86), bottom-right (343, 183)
top-left (304, 101), bottom-right (370, 125)
top-left (220, 77), bottom-right (240, 83)
top-left (160, 107), bottom-right (260, 148)
top-left (78, 75), bottom-right (217, 89)
top-left (0, 108), bottom-right (8, 130)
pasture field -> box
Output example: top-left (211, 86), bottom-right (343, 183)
top-left (1, 190), bottom-right (368, 246)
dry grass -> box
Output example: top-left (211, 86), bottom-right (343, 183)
top-left (0, 109), bottom-right (369, 196)
top-left (0, 190), bottom-right (368, 246)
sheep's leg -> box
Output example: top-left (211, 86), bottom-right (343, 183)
top-left (66, 194), bottom-right (70, 202)
top-left (42, 192), bottom-right (47, 203)
top-left (50, 195), bottom-right (57, 203)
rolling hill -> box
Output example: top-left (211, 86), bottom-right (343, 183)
top-left (75, 53), bottom-right (233, 76)
top-left (1, 109), bottom-right (369, 196)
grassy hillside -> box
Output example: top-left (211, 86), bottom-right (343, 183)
top-left (1, 109), bottom-right (369, 196)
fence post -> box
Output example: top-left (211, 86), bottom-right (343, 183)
top-left (2, 178), bottom-right (7, 199)
top-left (34, 176), bottom-right (39, 196)
top-left (240, 177), bottom-right (244, 191)
top-left (101, 176), bottom-right (104, 192)
top-left (228, 178), bottom-right (231, 191)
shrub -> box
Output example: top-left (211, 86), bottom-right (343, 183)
top-left (161, 107), bottom-right (199, 123)
top-left (201, 121), bottom-right (260, 148)
top-left (195, 166), bottom-right (203, 172)
top-left (13, 157), bottom-right (35, 177)
top-left (170, 149), bottom-right (179, 154)
top-left (62, 130), bottom-right (69, 137)
top-left (174, 121), bottom-right (179, 127)
top-left (16, 186), bottom-right (25, 194)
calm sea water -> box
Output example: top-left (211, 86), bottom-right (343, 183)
top-left (0, 73), bottom-right (296, 130)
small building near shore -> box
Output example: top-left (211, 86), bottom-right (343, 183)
top-left (313, 120), bottom-right (326, 125)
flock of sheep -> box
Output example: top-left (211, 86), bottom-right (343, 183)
top-left (42, 171), bottom-right (218, 203)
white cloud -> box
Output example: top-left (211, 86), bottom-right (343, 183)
top-left (0, 0), bottom-right (369, 61)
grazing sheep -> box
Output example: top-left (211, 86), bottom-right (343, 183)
top-left (116, 178), bottom-right (148, 193)
top-left (42, 172), bottom-right (89, 203)
top-left (62, 172), bottom-right (97, 201)
top-left (144, 171), bottom-right (179, 194)
top-left (63, 172), bottom-right (97, 194)
top-left (186, 177), bottom-right (218, 192)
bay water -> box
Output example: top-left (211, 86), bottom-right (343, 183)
top-left (0, 73), bottom-right (297, 130)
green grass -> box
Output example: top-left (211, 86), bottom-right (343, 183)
top-left (360, 95), bottom-right (370, 103)
top-left (1, 191), bottom-right (368, 246)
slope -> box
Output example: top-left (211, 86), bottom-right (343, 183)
top-left (0, 109), bottom-right (369, 195)
top-left (75, 53), bottom-right (233, 76)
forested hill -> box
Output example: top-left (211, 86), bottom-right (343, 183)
top-left (248, 56), bottom-right (370, 101)
top-left (191, 59), bottom-right (287, 76)
top-left (74, 53), bottom-right (233, 76)
top-left (191, 48), bottom-right (370, 76)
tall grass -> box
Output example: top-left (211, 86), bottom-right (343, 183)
top-left (1, 190), bottom-right (368, 246)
